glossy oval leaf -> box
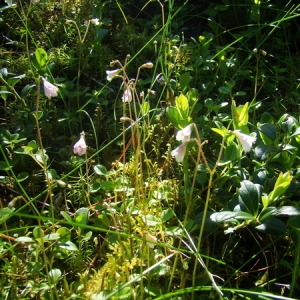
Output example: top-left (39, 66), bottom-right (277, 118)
top-left (255, 217), bottom-right (286, 235)
top-left (238, 180), bottom-right (261, 217)
top-left (259, 207), bottom-right (277, 222)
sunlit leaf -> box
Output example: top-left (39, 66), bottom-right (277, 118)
top-left (15, 236), bottom-right (34, 242)
top-left (49, 268), bottom-right (62, 284)
top-left (94, 164), bottom-right (108, 175)
top-left (58, 241), bottom-right (78, 251)
top-left (35, 48), bottom-right (48, 68)
top-left (175, 94), bottom-right (189, 120)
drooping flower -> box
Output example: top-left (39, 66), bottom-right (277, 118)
top-left (156, 74), bottom-right (166, 85)
top-left (106, 69), bottom-right (120, 81)
top-left (176, 124), bottom-right (192, 144)
top-left (42, 77), bottom-right (58, 99)
top-left (122, 87), bottom-right (132, 103)
top-left (171, 143), bottom-right (187, 162)
top-left (141, 62), bottom-right (154, 69)
top-left (232, 130), bottom-right (256, 152)
top-left (73, 132), bottom-right (87, 156)
top-left (90, 18), bottom-right (99, 25)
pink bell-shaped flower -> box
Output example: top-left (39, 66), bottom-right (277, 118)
top-left (73, 132), bottom-right (87, 156)
top-left (42, 77), bottom-right (58, 99)
top-left (122, 87), bottom-right (132, 103)
top-left (232, 130), bottom-right (256, 152)
top-left (171, 143), bottom-right (187, 162)
top-left (176, 124), bottom-right (192, 144)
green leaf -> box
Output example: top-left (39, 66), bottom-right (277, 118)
top-left (238, 180), bottom-right (261, 216)
top-left (259, 207), bottom-right (277, 222)
top-left (0, 207), bottom-right (14, 223)
top-left (211, 127), bottom-right (227, 137)
top-left (165, 226), bottom-right (183, 236)
top-left (210, 211), bottom-right (237, 223)
top-left (234, 211), bottom-right (255, 221)
top-left (95, 214), bottom-right (111, 229)
top-left (56, 227), bottom-right (71, 242)
top-left (144, 214), bottom-right (160, 226)
top-left (0, 161), bottom-right (12, 171)
top-left (15, 236), bottom-right (34, 242)
top-left (35, 149), bottom-right (48, 164)
top-left (223, 143), bottom-right (239, 161)
top-left (231, 100), bottom-right (249, 129)
top-left (255, 217), bottom-right (286, 235)
top-left (49, 268), bottom-right (62, 284)
top-left (179, 72), bottom-right (191, 92)
top-left (94, 164), bottom-right (108, 175)
top-left (267, 172), bottom-right (293, 207)
top-left (141, 101), bottom-right (150, 115)
top-left (43, 233), bottom-right (60, 241)
top-left (90, 182), bottom-right (101, 193)
top-left (166, 106), bottom-right (181, 128)
top-left (258, 123), bottom-right (277, 144)
top-left (161, 208), bottom-right (174, 223)
top-left (28, 140), bottom-right (37, 151)
top-left (175, 94), bottom-right (189, 120)
top-left (35, 48), bottom-right (48, 68)
top-left (75, 207), bottom-right (89, 225)
top-left (46, 169), bottom-right (57, 180)
top-left (7, 74), bottom-right (25, 86)
top-left (218, 86), bottom-right (231, 94)
top-left (32, 110), bottom-right (43, 120)
top-left (33, 227), bottom-right (44, 239)
top-left (277, 206), bottom-right (300, 217)
top-left (60, 211), bottom-right (73, 223)
top-left (57, 241), bottom-right (78, 251)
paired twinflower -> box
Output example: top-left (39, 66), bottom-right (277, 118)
top-left (171, 124), bottom-right (193, 162)
top-left (171, 125), bottom-right (256, 163)
top-left (106, 61), bottom-right (153, 103)
top-left (41, 77), bottom-right (59, 99)
top-left (73, 131), bottom-right (87, 156)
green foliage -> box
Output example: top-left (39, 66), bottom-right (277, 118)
top-left (0, 0), bottom-right (300, 299)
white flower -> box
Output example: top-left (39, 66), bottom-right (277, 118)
top-left (106, 69), bottom-right (120, 81)
top-left (90, 18), bottom-right (99, 25)
top-left (171, 143), bottom-right (187, 162)
top-left (122, 87), bottom-right (132, 103)
top-left (42, 77), bottom-right (58, 99)
top-left (176, 124), bottom-right (192, 144)
top-left (232, 130), bottom-right (256, 152)
top-left (156, 74), bottom-right (166, 85)
top-left (73, 133), bottom-right (87, 156)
